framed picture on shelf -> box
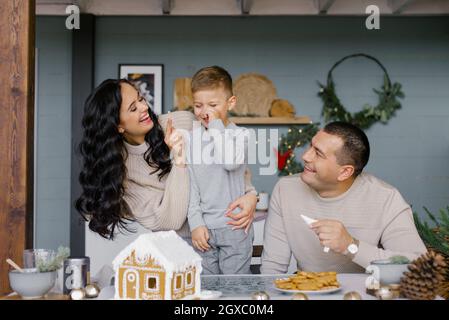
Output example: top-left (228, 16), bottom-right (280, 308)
top-left (119, 64), bottom-right (164, 115)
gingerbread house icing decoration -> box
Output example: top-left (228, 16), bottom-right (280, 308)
top-left (112, 231), bottom-right (202, 300)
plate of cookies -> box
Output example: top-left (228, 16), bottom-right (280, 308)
top-left (273, 271), bottom-right (341, 294)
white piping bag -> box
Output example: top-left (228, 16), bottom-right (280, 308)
top-left (300, 214), bottom-right (330, 253)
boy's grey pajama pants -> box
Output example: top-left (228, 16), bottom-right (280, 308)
top-left (187, 225), bottom-right (254, 274)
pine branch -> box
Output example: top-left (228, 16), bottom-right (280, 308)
top-left (414, 208), bottom-right (449, 258)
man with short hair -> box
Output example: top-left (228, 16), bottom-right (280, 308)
top-left (261, 121), bottom-right (427, 274)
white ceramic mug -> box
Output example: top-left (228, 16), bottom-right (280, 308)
top-left (366, 259), bottom-right (409, 285)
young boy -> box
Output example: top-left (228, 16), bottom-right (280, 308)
top-left (186, 66), bottom-right (254, 274)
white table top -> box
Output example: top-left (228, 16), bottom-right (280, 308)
top-left (97, 273), bottom-right (376, 300)
top-left (201, 273), bottom-right (373, 300)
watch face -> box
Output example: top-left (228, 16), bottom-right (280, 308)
top-left (348, 244), bottom-right (358, 254)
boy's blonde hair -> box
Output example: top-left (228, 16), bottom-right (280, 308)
top-left (191, 66), bottom-right (233, 97)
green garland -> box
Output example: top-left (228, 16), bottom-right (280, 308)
top-left (278, 124), bottom-right (319, 176)
top-left (278, 53), bottom-right (404, 176)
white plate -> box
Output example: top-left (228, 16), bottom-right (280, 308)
top-left (199, 290), bottom-right (222, 300)
top-left (273, 286), bottom-right (341, 295)
top-left (182, 290), bottom-right (222, 300)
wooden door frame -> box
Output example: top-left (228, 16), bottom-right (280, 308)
top-left (0, 0), bottom-right (35, 295)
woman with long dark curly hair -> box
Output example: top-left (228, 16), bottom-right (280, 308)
top-left (76, 79), bottom-right (257, 240)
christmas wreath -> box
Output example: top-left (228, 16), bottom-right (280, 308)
top-left (278, 53), bottom-right (404, 176)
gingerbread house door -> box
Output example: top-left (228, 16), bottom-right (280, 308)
top-left (123, 269), bottom-right (139, 299)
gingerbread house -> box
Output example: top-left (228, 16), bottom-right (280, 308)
top-left (112, 231), bottom-right (202, 300)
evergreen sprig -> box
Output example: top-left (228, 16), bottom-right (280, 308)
top-left (36, 246), bottom-right (70, 272)
top-left (414, 207), bottom-right (449, 258)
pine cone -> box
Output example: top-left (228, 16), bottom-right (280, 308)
top-left (400, 251), bottom-right (447, 300)
top-left (436, 255), bottom-right (449, 299)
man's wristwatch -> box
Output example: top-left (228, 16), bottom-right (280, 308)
top-left (344, 237), bottom-right (359, 257)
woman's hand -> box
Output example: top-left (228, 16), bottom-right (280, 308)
top-left (164, 118), bottom-right (176, 148)
top-left (191, 226), bottom-right (210, 252)
top-left (164, 118), bottom-right (186, 167)
top-left (225, 192), bottom-right (257, 233)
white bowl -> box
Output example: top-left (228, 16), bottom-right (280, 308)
top-left (9, 269), bottom-right (57, 299)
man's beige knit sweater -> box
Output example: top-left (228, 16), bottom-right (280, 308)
top-left (261, 173), bottom-right (427, 274)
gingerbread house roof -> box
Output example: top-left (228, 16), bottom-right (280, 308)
top-left (112, 231), bottom-right (202, 274)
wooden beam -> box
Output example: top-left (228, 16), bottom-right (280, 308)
top-left (162, 0), bottom-right (172, 14)
top-left (240, 0), bottom-right (253, 15)
top-left (77, 0), bottom-right (92, 13)
top-left (315, 0), bottom-right (336, 14)
top-left (0, 0), bottom-right (35, 295)
top-left (36, 0), bottom-right (82, 15)
top-left (388, 0), bottom-right (416, 14)
top-left (35, 0), bottom-right (449, 16)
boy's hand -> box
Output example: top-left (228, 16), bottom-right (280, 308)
top-left (191, 226), bottom-right (210, 252)
top-left (225, 193), bottom-right (256, 234)
top-left (205, 107), bottom-right (220, 122)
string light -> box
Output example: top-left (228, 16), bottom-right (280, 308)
top-left (278, 124), bottom-right (319, 176)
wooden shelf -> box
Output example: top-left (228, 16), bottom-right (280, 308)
top-left (229, 116), bottom-right (312, 125)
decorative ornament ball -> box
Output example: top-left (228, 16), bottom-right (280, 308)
top-left (388, 284), bottom-right (401, 299)
top-left (319, 87), bottom-right (324, 93)
top-left (251, 291), bottom-right (270, 300)
top-left (389, 284), bottom-right (401, 290)
top-left (84, 283), bottom-right (101, 298)
top-left (70, 288), bottom-right (86, 300)
top-left (375, 286), bottom-right (394, 300)
top-left (343, 291), bottom-right (362, 300)
top-left (291, 293), bottom-right (309, 300)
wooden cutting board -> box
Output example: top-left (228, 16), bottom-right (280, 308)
top-left (173, 78), bottom-right (193, 110)
top-left (233, 73), bottom-right (277, 117)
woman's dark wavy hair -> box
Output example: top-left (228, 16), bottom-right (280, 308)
top-left (75, 79), bottom-right (171, 240)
